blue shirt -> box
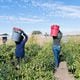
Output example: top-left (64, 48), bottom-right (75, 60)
top-left (15, 33), bottom-right (28, 58)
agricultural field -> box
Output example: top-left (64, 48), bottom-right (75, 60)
top-left (0, 35), bottom-right (54, 80)
top-left (0, 35), bottom-right (80, 80)
top-left (62, 35), bottom-right (80, 80)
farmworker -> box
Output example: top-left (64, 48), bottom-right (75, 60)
top-left (51, 25), bottom-right (62, 71)
top-left (12, 28), bottom-right (28, 69)
top-left (1, 33), bottom-right (8, 44)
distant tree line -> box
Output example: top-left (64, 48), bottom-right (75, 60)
top-left (32, 31), bottom-right (50, 36)
top-left (32, 31), bottom-right (42, 35)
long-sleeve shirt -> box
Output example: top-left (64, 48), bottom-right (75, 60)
top-left (53, 31), bottom-right (62, 46)
top-left (15, 32), bottom-right (28, 58)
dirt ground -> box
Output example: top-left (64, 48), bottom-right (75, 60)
top-left (54, 61), bottom-right (75, 80)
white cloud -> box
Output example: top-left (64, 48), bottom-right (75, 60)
top-left (22, 0), bottom-right (31, 3)
top-left (56, 5), bottom-right (80, 18)
top-left (1, 0), bottom-right (80, 18)
top-left (19, 17), bottom-right (44, 22)
top-left (0, 16), bottom-right (44, 22)
top-left (31, 1), bottom-right (80, 18)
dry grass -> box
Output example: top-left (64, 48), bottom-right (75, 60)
top-left (28, 35), bottom-right (52, 46)
top-left (62, 35), bottom-right (80, 43)
top-left (0, 37), bottom-right (15, 45)
top-left (0, 35), bottom-right (52, 46)
top-left (1, 35), bottom-right (80, 46)
top-left (0, 38), bottom-right (2, 45)
top-left (68, 35), bottom-right (80, 43)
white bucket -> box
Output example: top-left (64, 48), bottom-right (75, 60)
top-left (12, 28), bottom-right (22, 42)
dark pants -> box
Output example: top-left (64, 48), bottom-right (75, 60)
top-left (16, 56), bottom-right (27, 65)
top-left (16, 57), bottom-right (22, 65)
top-left (53, 45), bottom-right (61, 68)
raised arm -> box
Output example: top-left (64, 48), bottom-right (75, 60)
top-left (21, 30), bottom-right (28, 43)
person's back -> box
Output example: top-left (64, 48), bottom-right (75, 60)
top-left (15, 30), bottom-right (28, 69)
top-left (15, 32), bottom-right (28, 58)
top-left (52, 30), bottom-right (62, 70)
top-left (53, 31), bottom-right (62, 46)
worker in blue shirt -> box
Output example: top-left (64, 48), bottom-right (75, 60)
top-left (15, 30), bottom-right (28, 69)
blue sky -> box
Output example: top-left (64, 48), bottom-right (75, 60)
top-left (0, 0), bottom-right (80, 35)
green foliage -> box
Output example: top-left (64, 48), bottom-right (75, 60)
top-left (1, 37), bottom-right (80, 80)
top-left (25, 43), bottom-right (42, 57)
top-left (0, 43), bottom-right (55, 80)
top-left (62, 41), bottom-right (80, 79)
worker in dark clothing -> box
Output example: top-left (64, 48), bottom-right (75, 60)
top-left (15, 30), bottom-right (28, 69)
top-left (52, 30), bottom-right (62, 70)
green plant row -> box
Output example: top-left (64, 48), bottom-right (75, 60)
top-left (0, 43), bottom-right (55, 80)
top-left (62, 41), bottom-right (80, 80)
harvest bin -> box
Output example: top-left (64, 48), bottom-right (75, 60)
top-left (12, 27), bottom-right (22, 42)
top-left (50, 25), bottom-right (59, 37)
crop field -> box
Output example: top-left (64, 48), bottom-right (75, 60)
top-left (62, 35), bottom-right (80, 80)
top-left (0, 35), bottom-right (80, 80)
top-left (0, 35), bottom-right (54, 80)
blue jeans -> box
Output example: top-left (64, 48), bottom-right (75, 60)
top-left (53, 45), bottom-right (61, 68)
